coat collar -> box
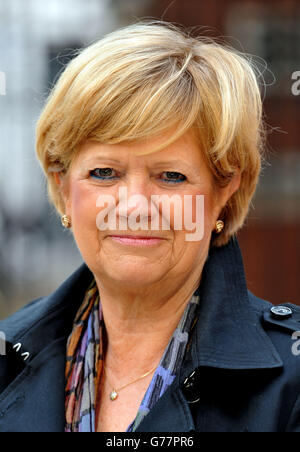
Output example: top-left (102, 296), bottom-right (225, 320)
top-left (2, 264), bottom-right (94, 362)
top-left (185, 238), bottom-right (283, 373)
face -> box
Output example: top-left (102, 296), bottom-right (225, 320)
top-left (59, 130), bottom-right (239, 290)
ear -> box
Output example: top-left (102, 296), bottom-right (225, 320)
top-left (53, 171), bottom-right (62, 187)
top-left (53, 172), bottom-right (71, 215)
top-left (216, 172), bottom-right (241, 216)
top-left (225, 172), bottom-right (241, 201)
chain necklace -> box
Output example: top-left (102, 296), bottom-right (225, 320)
top-left (103, 364), bottom-right (157, 401)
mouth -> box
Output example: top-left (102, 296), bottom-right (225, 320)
top-left (107, 234), bottom-right (166, 246)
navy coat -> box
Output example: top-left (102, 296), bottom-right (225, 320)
top-left (1, 238), bottom-right (300, 432)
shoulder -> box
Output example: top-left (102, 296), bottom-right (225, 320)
top-left (248, 290), bottom-right (300, 332)
top-left (0, 263), bottom-right (93, 343)
top-left (249, 290), bottom-right (300, 364)
top-left (0, 297), bottom-right (51, 342)
top-left (248, 293), bottom-right (300, 431)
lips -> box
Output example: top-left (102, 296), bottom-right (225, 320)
top-left (108, 234), bottom-right (165, 246)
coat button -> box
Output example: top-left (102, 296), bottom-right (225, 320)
top-left (182, 369), bottom-right (201, 404)
top-left (270, 305), bottom-right (293, 319)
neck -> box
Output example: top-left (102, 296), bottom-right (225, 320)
top-left (95, 263), bottom-right (203, 378)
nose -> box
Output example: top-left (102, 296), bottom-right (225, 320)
top-left (116, 177), bottom-right (154, 230)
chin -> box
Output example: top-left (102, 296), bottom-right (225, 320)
top-left (104, 262), bottom-right (164, 287)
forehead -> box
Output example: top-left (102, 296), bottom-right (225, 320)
top-left (75, 130), bottom-right (205, 169)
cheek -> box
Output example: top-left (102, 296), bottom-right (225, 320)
top-left (171, 192), bottom-right (216, 259)
top-left (69, 183), bottom-right (100, 239)
top-left (203, 194), bottom-right (219, 230)
top-left (168, 191), bottom-right (216, 237)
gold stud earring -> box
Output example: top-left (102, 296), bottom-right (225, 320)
top-left (61, 215), bottom-right (72, 229)
top-left (215, 220), bottom-right (224, 234)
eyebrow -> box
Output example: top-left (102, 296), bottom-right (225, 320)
top-left (81, 155), bottom-right (125, 166)
top-left (149, 159), bottom-right (193, 169)
top-left (81, 154), bottom-right (195, 173)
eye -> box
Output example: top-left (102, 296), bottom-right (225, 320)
top-left (90, 168), bottom-right (118, 180)
top-left (160, 172), bottom-right (187, 184)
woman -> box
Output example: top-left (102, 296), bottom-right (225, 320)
top-left (0, 21), bottom-right (300, 433)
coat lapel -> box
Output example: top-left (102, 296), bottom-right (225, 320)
top-left (135, 384), bottom-right (196, 432)
top-left (188, 239), bottom-right (283, 370)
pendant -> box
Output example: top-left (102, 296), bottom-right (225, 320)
top-left (110, 390), bottom-right (118, 401)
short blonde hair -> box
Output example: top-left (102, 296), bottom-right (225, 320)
top-left (36, 21), bottom-right (265, 246)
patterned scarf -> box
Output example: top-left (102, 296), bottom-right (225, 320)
top-left (65, 279), bottom-right (199, 432)
top-left (65, 281), bottom-right (103, 432)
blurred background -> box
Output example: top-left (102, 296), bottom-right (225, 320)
top-left (0, 0), bottom-right (299, 319)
